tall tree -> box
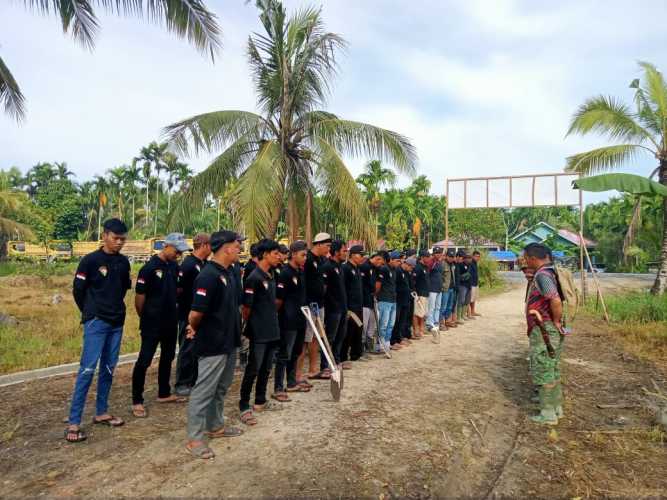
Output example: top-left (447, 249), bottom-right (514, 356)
top-left (165, 0), bottom-right (416, 244)
top-left (2, 0), bottom-right (221, 122)
top-left (565, 61), bottom-right (667, 294)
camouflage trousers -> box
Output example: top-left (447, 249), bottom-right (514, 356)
top-left (529, 321), bottom-right (564, 386)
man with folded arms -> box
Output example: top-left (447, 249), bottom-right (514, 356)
top-left (412, 249), bottom-right (430, 339)
top-left (131, 233), bottom-right (190, 418)
top-left (303, 233), bottom-right (331, 378)
top-left (341, 244), bottom-right (365, 365)
top-left (321, 240), bottom-right (349, 373)
top-left (185, 230), bottom-right (245, 459)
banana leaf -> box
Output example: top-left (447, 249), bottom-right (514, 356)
top-left (572, 173), bottom-right (667, 197)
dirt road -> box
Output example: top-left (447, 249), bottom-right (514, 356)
top-left (1, 287), bottom-right (665, 498)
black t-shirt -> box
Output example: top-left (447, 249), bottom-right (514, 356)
top-left (243, 267), bottom-right (280, 343)
top-left (73, 249), bottom-right (132, 326)
top-left (190, 261), bottom-right (241, 357)
top-left (136, 255), bottom-right (179, 330)
top-left (395, 267), bottom-right (412, 306)
top-left (360, 261), bottom-right (377, 308)
top-left (177, 254), bottom-right (205, 321)
top-left (305, 251), bottom-right (326, 306)
top-left (243, 259), bottom-right (257, 284)
top-left (376, 265), bottom-right (397, 303)
top-left (413, 262), bottom-right (430, 297)
top-left (429, 262), bottom-right (443, 293)
top-left (322, 259), bottom-right (347, 313)
top-left (342, 261), bottom-right (363, 311)
top-left (276, 263), bottom-right (306, 331)
top-left (457, 262), bottom-right (471, 287)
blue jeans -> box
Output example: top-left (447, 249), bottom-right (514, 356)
top-left (68, 318), bottom-right (123, 425)
top-left (427, 292), bottom-right (442, 328)
top-left (377, 301), bottom-right (396, 346)
top-left (440, 290), bottom-right (455, 320)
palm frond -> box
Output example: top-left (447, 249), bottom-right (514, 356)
top-left (24, 0), bottom-right (98, 48)
top-left (313, 138), bottom-right (376, 245)
top-left (638, 61), bottom-right (667, 125)
top-left (0, 216), bottom-right (34, 240)
top-left (304, 115), bottom-right (418, 175)
top-left (0, 56), bottom-right (26, 122)
top-left (630, 78), bottom-right (663, 136)
top-left (565, 144), bottom-right (648, 175)
top-left (566, 95), bottom-right (658, 149)
top-left (234, 140), bottom-right (286, 241)
top-left (167, 137), bottom-right (260, 229)
top-left (162, 110), bottom-right (268, 156)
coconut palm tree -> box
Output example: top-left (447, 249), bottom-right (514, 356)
top-left (164, 0), bottom-right (416, 244)
top-left (2, 0), bottom-right (221, 122)
top-left (356, 160), bottom-right (398, 209)
top-left (565, 61), bottom-right (667, 294)
top-left (122, 163), bottom-right (142, 229)
top-left (0, 190), bottom-right (35, 241)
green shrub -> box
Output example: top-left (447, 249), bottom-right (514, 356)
top-left (588, 290), bottom-right (667, 323)
top-left (478, 254), bottom-right (501, 289)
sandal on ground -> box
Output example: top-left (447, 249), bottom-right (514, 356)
top-left (341, 361), bottom-right (353, 370)
top-left (64, 427), bottom-right (87, 443)
top-left (156, 395), bottom-right (187, 404)
top-left (240, 410), bottom-right (257, 426)
top-left (254, 401), bottom-right (283, 412)
top-left (132, 405), bottom-right (148, 418)
top-left (311, 370), bottom-right (331, 380)
top-left (206, 426), bottom-right (244, 438)
top-left (296, 379), bottom-right (314, 388)
top-left (93, 415), bottom-right (124, 427)
top-left (287, 385), bottom-right (311, 393)
top-left (186, 443), bottom-right (215, 459)
top-left (271, 392), bottom-right (291, 402)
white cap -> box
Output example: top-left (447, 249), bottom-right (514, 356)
top-left (313, 232), bottom-right (332, 244)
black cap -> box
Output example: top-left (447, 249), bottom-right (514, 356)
top-left (418, 249), bottom-right (430, 258)
top-left (102, 218), bottom-right (128, 234)
top-left (289, 240), bottom-right (308, 253)
top-left (432, 246), bottom-right (444, 254)
top-left (446, 248), bottom-right (456, 257)
top-left (456, 249), bottom-right (467, 257)
top-left (349, 245), bottom-right (366, 256)
top-left (404, 248), bottom-right (417, 257)
top-left (210, 230), bottom-right (246, 252)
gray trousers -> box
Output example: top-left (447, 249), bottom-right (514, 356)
top-left (187, 349), bottom-right (237, 441)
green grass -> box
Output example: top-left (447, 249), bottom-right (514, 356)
top-left (0, 260), bottom-right (79, 278)
top-left (587, 290), bottom-right (667, 323)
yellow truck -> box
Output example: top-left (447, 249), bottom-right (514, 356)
top-left (72, 241), bottom-right (102, 258)
top-left (7, 240), bottom-right (72, 261)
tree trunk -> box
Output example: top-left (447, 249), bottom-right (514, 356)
top-left (154, 175), bottom-right (160, 237)
top-left (132, 197), bottom-right (135, 229)
top-left (305, 190), bottom-right (313, 247)
top-left (287, 195), bottom-right (298, 243)
top-left (651, 160), bottom-right (667, 294)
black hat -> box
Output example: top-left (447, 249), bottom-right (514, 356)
top-left (418, 249), bottom-right (430, 258)
top-left (446, 248), bottom-right (456, 257)
top-left (210, 230), bottom-right (246, 252)
top-left (404, 248), bottom-right (417, 257)
top-left (456, 249), bottom-right (467, 257)
top-left (432, 246), bottom-right (444, 254)
top-left (349, 245), bottom-right (366, 256)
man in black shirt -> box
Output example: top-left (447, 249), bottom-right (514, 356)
top-left (376, 251), bottom-right (399, 354)
top-left (320, 240), bottom-right (348, 374)
top-left (239, 239), bottom-right (282, 425)
top-left (456, 250), bottom-right (472, 324)
top-left (303, 232), bottom-right (331, 378)
top-left (131, 233), bottom-right (190, 418)
top-left (412, 250), bottom-right (431, 339)
top-left (393, 253), bottom-right (414, 347)
top-left (185, 230), bottom-right (245, 459)
top-left (470, 250), bottom-right (481, 317)
top-left (361, 252), bottom-right (383, 356)
top-left (66, 219), bottom-right (131, 443)
top-left (175, 233), bottom-right (211, 397)
top-left (341, 244), bottom-right (364, 365)
top-left (273, 240), bottom-right (309, 399)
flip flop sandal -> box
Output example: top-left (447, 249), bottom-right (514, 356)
top-left (310, 371), bottom-right (331, 380)
top-left (186, 443), bottom-right (215, 459)
top-left (64, 428), bottom-right (87, 443)
top-left (287, 385), bottom-right (311, 393)
top-left (296, 380), bottom-right (314, 388)
top-left (93, 415), bottom-right (124, 427)
top-left (271, 393), bottom-right (291, 402)
top-left (240, 410), bottom-right (257, 426)
top-left (132, 407), bottom-right (148, 418)
top-left (254, 401), bottom-right (284, 412)
top-left (342, 362), bottom-right (353, 370)
top-left (206, 426), bottom-right (244, 438)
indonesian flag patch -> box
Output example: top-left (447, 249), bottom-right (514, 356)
top-left (277, 283), bottom-right (285, 288)
top-left (196, 288), bottom-right (207, 297)
top-left (75, 272), bottom-right (86, 280)
top-left (137, 278), bottom-right (145, 284)
top-left (245, 288), bottom-right (254, 294)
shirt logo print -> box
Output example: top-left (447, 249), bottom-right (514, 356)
top-left (98, 266), bottom-right (108, 277)
top-left (155, 270), bottom-right (163, 279)
top-left (220, 276), bottom-right (227, 286)
top-left (195, 265), bottom-right (201, 272)
top-left (262, 281), bottom-right (269, 290)
top-left (292, 277), bottom-right (298, 285)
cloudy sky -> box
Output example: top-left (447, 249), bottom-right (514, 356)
top-left (2, 0), bottom-right (667, 204)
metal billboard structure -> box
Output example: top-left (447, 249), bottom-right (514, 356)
top-left (445, 172), bottom-right (601, 310)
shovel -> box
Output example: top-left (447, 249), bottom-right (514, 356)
top-left (301, 306), bottom-right (343, 401)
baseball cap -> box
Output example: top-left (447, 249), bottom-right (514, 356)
top-left (192, 233), bottom-right (210, 248)
top-left (404, 248), bottom-right (417, 257)
top-left (349, 244), bottom-right (366, 255)
top-left (210, 230), bottom-right (246, 252)
top-left (389, 250), bottom-right (402, 260)
top-left (164, 232), bottom-right (192, 253)
top-left (418, 249), bottom-right (430, 258)
top-left (406, 257), bottom-right (417, 267)
top-left (446, 249), bottom-right (456, 257)
top-left (432, 246), bottom-right (444, 254)
top-left (456, 249), bottom-right (467, 257)
top-left (313, 232), bottom-right (332, 244)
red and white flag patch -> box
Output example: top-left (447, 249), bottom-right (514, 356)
top-left (75, 272), bottom-right (86, 280)
top-left (196, 288), bottom-right (207, 296)
top-left (277, 283), bottom-right (285, 288)
top-left (245, 288), bottom-right (254, 294)
top-left (137, 278), bottom-right (145, 284)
